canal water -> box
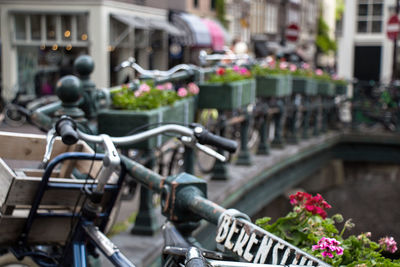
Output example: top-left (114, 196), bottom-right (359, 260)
top-left (253, 160), bottom-right (400, 245)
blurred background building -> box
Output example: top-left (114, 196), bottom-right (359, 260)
top-left (0, 0), bottom-right (331, 101)
top-left (337, 0), bottom-right (396, 83)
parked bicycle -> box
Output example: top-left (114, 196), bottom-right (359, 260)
top-left (0, 116), bottom-right (236, 266)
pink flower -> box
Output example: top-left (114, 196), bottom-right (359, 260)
top-left (312, 237), bottom-right (343, 258)
top-left (240, 67), bottom-right (250, 75)
top-left (134, 90), bottom-right (142, 97)
top-left (156, 85), bottom-right (165, 90)
top-left (165, 82), bottom-right (173, 90)
top-left (379, 236), bottom-right (398, 253)
top-left (302, 62), bottom-right (310, 70)
top-left (187, 82), bottom-right (199, 95)
top-left (315, 69), bottom-right (324, 76)
top-left (139, 83), bottom-right (151, 92)
top-left (233, 65), bottom-right (240, 72)
top-left (279, 61), bottom-right (288, 70)
top-left (268, 60), bottom-right (276, 68)
top-left (331, 73), bottom-right (339, 80)
top-left (177, 87), bottom-right (188, 97)
top-left (289, 64), bottom-right (297, 72)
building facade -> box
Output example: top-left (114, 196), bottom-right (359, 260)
top-left (0, 0), bottom-right (231, 99)
top-left (338, 0), bottom-right (395, 83)
top-left (242, 0), bottom-right (318, 63)
top-left (0, 0), bottom-right (175, 100)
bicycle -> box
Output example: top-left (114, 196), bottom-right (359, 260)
top-left (0, 116), bottom-right (237, 266)
top-left (50, 117), bottom-right (328, 266)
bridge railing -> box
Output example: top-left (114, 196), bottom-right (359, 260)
top-left (26, 54), bottom-right (353, 237)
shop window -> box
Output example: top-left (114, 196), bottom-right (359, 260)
top-left (11, 12), bottom-right (89, 96)
top-left (17, 45), bottom-right (88, 96)
top-left (356, 0), bottom-right (383, 34)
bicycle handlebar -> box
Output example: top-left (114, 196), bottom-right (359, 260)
top-left (192, 125), bottom-right (237, 153)
top-left (55, 116), bottom-right (79, 145)
top-left (115, 57), bottom-right (201, 78)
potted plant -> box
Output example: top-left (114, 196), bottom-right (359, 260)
top-left (252, 61), bottom-right (293, 97)
top-left (256, 191), bottom-right (400, 266)
top-left (332, 75), bottom-right (349, 95)
top-left (198, 66), bottom-right (256, 110)
top-left (98, 82), bottom-right (198, 149)
top-left (291, 63), bottom-right (318, 96)
top-left (314, 69), bottom-right (335, 96)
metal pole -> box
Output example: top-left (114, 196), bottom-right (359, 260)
top-left (392, 0), bottom-right (400, 82)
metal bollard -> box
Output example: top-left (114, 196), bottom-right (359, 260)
top-left (210, 112), bottom-right (229, 180)
top-left (256, 102), bottom-right (270, 155)
top-left (236, 109), bottom-right (252, 166)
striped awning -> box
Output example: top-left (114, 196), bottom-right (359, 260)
top-left (112, 13), bottom-right (183, 36)
top-left (171, 12), bottom-right (212, 47)
top-left (202, 18), bottom-right (225, 51)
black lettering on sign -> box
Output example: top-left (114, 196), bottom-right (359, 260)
top-left (215, 214), bottom-right (331, 267)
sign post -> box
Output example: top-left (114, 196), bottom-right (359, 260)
top-left (286, 23), bottom-right (300, 43)
top-left (388, 8), bottom-right (400, 81)
top-left (387, 15), bottom-right (400, 40)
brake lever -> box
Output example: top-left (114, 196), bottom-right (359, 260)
top-left (195, 143), bottom-right (227, 162)
top-left (179, 136), bottom-right (227, 162)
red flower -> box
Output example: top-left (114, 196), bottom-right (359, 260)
top-left (289, 191), bottom-right (331, 219)
top-left (216, 67), bottom-right (226, 76)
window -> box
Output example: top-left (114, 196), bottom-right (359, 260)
top-left (193, 0), bottom-right (198, 8)
top-left (265, 3), bottom-right (278, 34)
top-left (356, 0), bottom-right (384, 33)
top-left (211, 0), bottom-right (216, 10)
top-left (11, 13), bottom-right (89, 96)
top-left (12, 13), bottom-right (89, 45)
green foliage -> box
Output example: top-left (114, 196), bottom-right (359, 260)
top-left (336, 0), bottom-right (345, 20)
top-left (256, 193), bottom-right (400, 266)
top-left (313, 70), bottom-right (332, 81)
top-left (111, 82), bottom-right (200, 111)
top-left (252, 64), bottom-right (289, 76)
top-left (316, 17), bottom-right (337, 54)
top-left (112, 86), bottom-right (178, 110)
top-left (207, 67), bottom-right (252, 83)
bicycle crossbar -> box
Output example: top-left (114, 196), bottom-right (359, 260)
top-left (121, 156), bottom-right (329, 266)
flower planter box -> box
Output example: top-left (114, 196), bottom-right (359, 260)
top-left (256, 75), bottom-right (292, 97)
top-left (335, 84), bottom-right (348, 95)
top-left (317, 81), bottom-right (335, 96)
top-left (98, 97), bottom-right (195, 149)
top-left (0, 132), bottom-right (115, 245)
top-left (292, 77), bottom-right (318, 96)
top-left (197, 79), bottom-right (256, 110)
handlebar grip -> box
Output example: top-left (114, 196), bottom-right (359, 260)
top-left (55, 117), bottom-right (78, 145)
top-left (194, 127), bottom-right (237, 153)
top-left (185, 247), bottom-right (207, 267)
